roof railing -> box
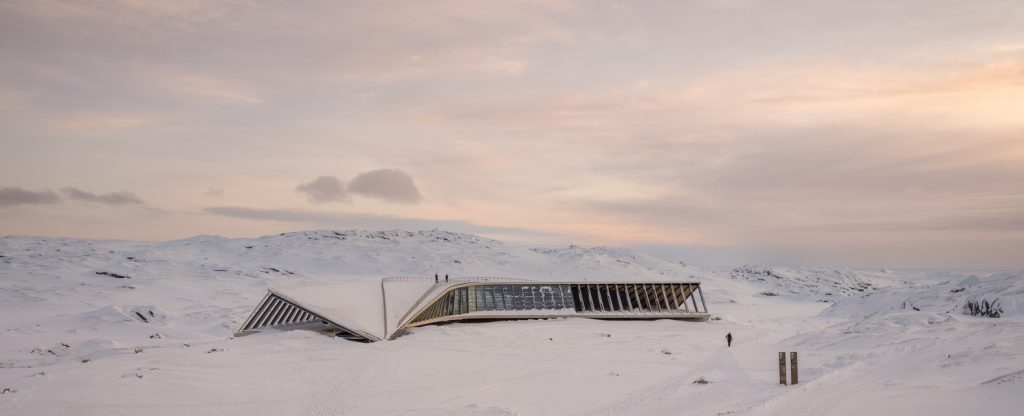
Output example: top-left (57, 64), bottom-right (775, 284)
top-left (382, 276), bottom-right (534, 284)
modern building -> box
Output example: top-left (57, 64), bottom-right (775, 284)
top-left (236, 277), bottom-right (710, 342)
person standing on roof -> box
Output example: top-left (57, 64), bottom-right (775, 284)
top-left (726, 332), bottom-right (733, 347)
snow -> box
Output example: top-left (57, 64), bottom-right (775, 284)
top-left (384, 278), bottom-right (440, 335)
top-left (272, 281), bottom-right (388, 339)
top-left (1, 230), bottom-right (1022, 415)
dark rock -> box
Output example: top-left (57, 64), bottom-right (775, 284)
top-left (95, 271), bottom-right (130, 279)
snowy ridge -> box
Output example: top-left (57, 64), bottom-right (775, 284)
top-left (821, 270), bottom-right (1024, 319)
top-left (726, 265), bottom-right (884, 299)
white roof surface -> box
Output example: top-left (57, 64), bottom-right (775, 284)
top-left (271, 279), bottom-right (443, 340)
top-left (272, 280), bottom-right (390, 340)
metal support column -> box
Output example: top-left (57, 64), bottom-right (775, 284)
top-left (690, 284), bottom-right (700, 312)
top-left (697, 285), bottom-right (708, 314)
top-left (658, 284), bottom-right (672, 311)
top-left (589, 282), bottom-right (598, 311)
top-left (669, 283), bottom-right (680, 310)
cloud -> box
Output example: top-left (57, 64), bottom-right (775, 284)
top-left (55, 112), bottom-right (156, 136)
top-left (0, 186), bottom-right (144, 207)
top-left (0, 187), bottom-right (60, 207)
top-left (205, 187), bottom-right (224, 198)
top-left (348, 169), bottom-right (423, 204)
top-left (803, 210), bottom-right (1024, 232)
top-left (295, 176), bottom-right (350, 203)
top-left (296, 170), bottom-right (423, 204)
top-left (61, 187), bottom-right (143, 205)
top-left (138, 66), bottom-right (264, 105)
top-left (203, 206), bottom-right (551, 238)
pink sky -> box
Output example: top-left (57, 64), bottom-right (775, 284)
top-left (1, 0), bottom-right (1022, 268)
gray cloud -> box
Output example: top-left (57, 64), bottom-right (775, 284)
top-left (205, 187), bottom-right (224, 198)
top-left (586, 195), bottom-right (1024, 236)
top-left (203, 206), bottom-right (551, 238)
top-left (61, 187), bottom-right (144, 205)
top-left (295, 176), bottom-right (350, 203)
top-left (803, 210), bottom-right (1024, 232)
top-left (0, 187), bottom-right (60, 207)
top-left (1, 186), bottom-right (144, 207)
top-left (296, 170), bottom-right (423, 204)
top-left (348, 169), bottom-right (423, 203)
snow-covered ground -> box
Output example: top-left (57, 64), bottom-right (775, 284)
top-left (1, 230), bottom-right (1021, 415)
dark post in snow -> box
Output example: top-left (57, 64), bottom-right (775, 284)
top-left (779, 352), bottom-right (787, 385)
top-left (790, 352), bottom-right (799, 385)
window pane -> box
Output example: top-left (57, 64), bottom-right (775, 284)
top-left (513, 285), bottom-right (525, 310)
top-left (483, 286), bottom-right (495, 311)
top-left (503, 285), bottom-right (513, 310)
top-left (492, 285), bottom-right (504, 310)
top-left (462, 288), bottom-right (469, 313)
top-left (551, 286), bottom-right (561, 309)
top-left (547, 286), bottom-right (559, 309)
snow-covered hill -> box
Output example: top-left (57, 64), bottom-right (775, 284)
top-left (726, 265), bottom-right (886, 299)
top-left (1, 230), bottom-right (1021, 415)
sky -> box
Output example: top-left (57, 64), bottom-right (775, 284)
top-left (1, 0), bottom-right (1023, 269)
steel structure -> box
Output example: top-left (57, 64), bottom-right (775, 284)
top-left (404, 281), bottom-right (709, 328)
top-left (236, 278), bottom-right (710, 342)
top-left (237, 292), bottom-right (381, 342)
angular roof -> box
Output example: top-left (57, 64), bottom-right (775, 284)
top-left (239, 277), bottom-right (710, 341)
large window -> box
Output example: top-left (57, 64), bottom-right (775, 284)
top-left (452, 284), bottom-right (576, 312)
top-left (411, 282), bottom-right (707, 326)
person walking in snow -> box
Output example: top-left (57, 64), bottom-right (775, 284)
top-left (434, 273), bottom-right (438, 283)
top-left (726, 332), bottom-right (733, 347)
top-left (445, 275), bottom-right (449, 283)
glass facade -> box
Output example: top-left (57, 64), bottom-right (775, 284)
top-left (452, 284), bottom-right (575, 314)
top-left (409, 282), bottom-right (708, 326)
